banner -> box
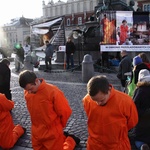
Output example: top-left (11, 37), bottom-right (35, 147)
top-left (100, 11), bottom-right (150, 51)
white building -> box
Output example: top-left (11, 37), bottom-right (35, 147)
top-left (1, 17), bottom-right (33, 49)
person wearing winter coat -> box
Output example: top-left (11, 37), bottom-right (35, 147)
top-left (82, 75), bottom-right (138, 150)
top-left (131, 56), bottom-right (150, 85)
top-left (0, 93), bottom-right (25, 149)
top-left (117, 50), bottom-right (132, 91)
top-left (127, 56), bottom-right (150, 97)
top-left (66, 37), bottom-right (76, 69)
top-left (44, 40), bottom-right (54, 72)
top-left (0, 58), bottom-right (12, 100)
top-left (19, 70), bottom-right (80, 150)
top-left (133, 69), bottom-right (150, 150)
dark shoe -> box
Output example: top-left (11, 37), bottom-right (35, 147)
top-left (68, 134), bottom-right (80, 145)
top-left (141, 144), bottom-right (150, 150)
top-left (64, 131), bottom-right (69, 137)
top-left (23, 127), bottom-right (26, 133)
top-left (44, 69), bottom-right (48, 72)
top-left (20, 127), bottom-right (26, 138)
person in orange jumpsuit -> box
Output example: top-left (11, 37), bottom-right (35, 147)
top-left (0, 93), bottom-right (25, 149)
top-left (120, 20), bottom-right (129, 45)
top-left (19, 70), bottom-right (80, 150)
top-left (82, 75), bottom-right (138, 150)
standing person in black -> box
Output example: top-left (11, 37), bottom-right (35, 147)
top-left (44, 40), bottom-right (54, 72)
top-left (117, 50), bottom-right (132, 92)
top-left (101, 52), bottom-right (109, 69)
top-left (66, 37), bottom-right (76, 70)
top-left (0, 58), bottom-right (11, 100)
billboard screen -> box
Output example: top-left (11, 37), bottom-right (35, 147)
top-left (100, 11), bottom-right (150, 51)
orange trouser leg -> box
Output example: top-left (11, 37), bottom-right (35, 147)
top-left (0, 124), bottom-right (24, 149)
top-left (12, 124), bottom-right (24, 145)
top-left (32, 134), bottom-right (64, 150)
top-left (63, 136), bottom-right (76, 150)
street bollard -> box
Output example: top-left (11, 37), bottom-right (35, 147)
top-left (24, 54), bottom-right (33, 71)
top-left (82, 54), bottom-right (94, 83)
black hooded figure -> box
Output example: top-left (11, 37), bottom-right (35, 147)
top-left (0, 58), bottom-right (11, 100)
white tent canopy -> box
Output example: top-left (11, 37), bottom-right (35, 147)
top-left (32, 28), bottom-right (49, 34)
top-left (32, 17), bottom-right (62, 34)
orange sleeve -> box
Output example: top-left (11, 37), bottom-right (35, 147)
top-left (0, 93), bottom-right (14, 111)
top-left (82, 94), bottom-right (91, 116)
top-left (127, 99), bottom-right (138, 130)
top-left (53, 88), bottom-right (72, 128)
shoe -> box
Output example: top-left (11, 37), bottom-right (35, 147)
top-left (141, 144), bottom-right (150, 150)
top-left (20, 127), bottom-right (26, 138)
top-left (64, 131), bottom-right (69, 137)
top-left (68, 134), bottom-right (80, 145)
top-left (23, 127), bottom-right (26, 133)
top-left (44, 69), bottom-right (48, 72)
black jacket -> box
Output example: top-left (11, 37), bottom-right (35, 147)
top-left (45, 44), bottom-right (54, 58)
top-left (66, 41), bottom-right (75, 55)
top-left (133, 86), bottom-right (150, 144)
top-left (0, 62), bottom-right (11, 99)
top-left (117, 55), bottom-right (132, 80)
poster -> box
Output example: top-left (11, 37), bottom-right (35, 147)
top-left (100, 11), bottom-right (150, 51)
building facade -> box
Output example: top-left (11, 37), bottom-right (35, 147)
top-left (42, 0), bottom-right (99, 35)
top-left (42, 0), bottom-right (140, 36)
top-left (135, 0), bottom-right (150, 11)
top-left (1, 17), bottom-right (33, 49)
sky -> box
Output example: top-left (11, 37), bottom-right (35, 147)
top-left (0, 0), bottom-right (67, 25)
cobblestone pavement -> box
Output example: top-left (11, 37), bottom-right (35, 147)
top-left (0, 66), bottom-right (137, 150)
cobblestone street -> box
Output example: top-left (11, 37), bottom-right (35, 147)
top-left (0, 66), bottom-right (138, 150)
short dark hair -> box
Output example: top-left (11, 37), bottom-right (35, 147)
top-left (139, 52), bottom-right (150, 63)
top-left (87, 75), bottom-right (110, 96)
top-left (19, 70), bottom-right (37, 88)
top-left (122, 20), bottom-right (127, 23)
top-left (0, 58), bottom-right (10, 65)
top-left (45, 41), bottom-right (49, 44)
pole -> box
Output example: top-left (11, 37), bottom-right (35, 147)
top-left (64, 51), bottom-right (66, 70)
top-left (78, 37), bottom-right (80, 66)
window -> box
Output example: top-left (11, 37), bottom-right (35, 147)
top-left (67, 18), bottom-right (70, 26)
top-left (143, 4), bottom-right (150, 12)
top-left (78, 17), bottom-right (82, 25)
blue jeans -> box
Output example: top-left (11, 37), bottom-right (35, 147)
top-left (135, 141), bottom-right (145, 150)
top-left (66, 54), bottom-right (74, 69)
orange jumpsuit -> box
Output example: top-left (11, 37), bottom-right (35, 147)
top-left (24, 79), bottom-right (76, 150)
top-left (120, 24), bottom-right (128, 44)
top-left (82, 86), bottom-right (138, 150)
top-left (0, 93), bottom-right (24, 149)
